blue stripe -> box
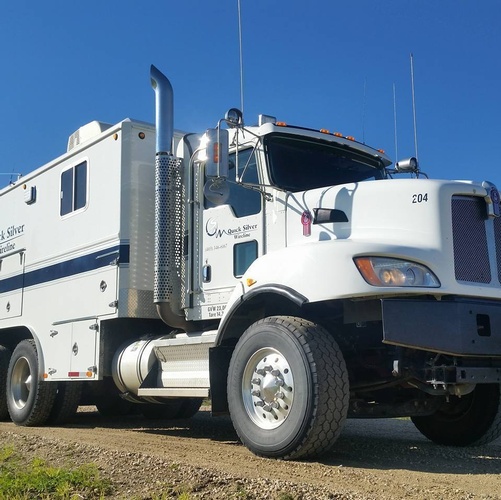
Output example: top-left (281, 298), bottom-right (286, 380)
top-left (0, 244), bottom-right (130, 294)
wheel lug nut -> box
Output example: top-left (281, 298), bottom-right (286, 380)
top-left (256, 369), bottom-right (266, 376)
top-left (264, 365), bottom-right (273, 372)
top-left (276, 392), bottom-right (284, 399)
top-left (271, 369), bottom-right (280, 376)
top-left (263, 404), bottom-right (272, 411)
top-left (251, 390), bottom-right (261, 397)
top-left (276, 379), bottom-right (284, 387)
top-left (251, 378), bottom-right (261, 385)
top-left (255, 401), bottom-right (264, 407)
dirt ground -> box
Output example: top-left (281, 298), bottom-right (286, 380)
top-left (0, 406), bottom-right (500, 499)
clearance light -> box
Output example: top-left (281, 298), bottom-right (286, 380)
top-left (346, 136), bottom-right (356, 141)
top-left (276, 121), bottom-right (287, 127)
top-left (212, 142), bottom-right (220, 163)
top-left (334, 132), bottom-right (343, 137)
top-left (354, 257), bottom-right (440, 288)
top-left (377, 148), bottom-right (385, 154)
top-left (320, 129), bottom-right (330, 134)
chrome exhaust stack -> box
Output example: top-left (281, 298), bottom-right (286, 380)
top-left (150, 65), bottom-right (189, 330)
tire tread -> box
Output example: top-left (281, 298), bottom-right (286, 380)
top-left (229, 315), bottom-right (349, 460)
top-left (8, 340), bottom-right (57, 426)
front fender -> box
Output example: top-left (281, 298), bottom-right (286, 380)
top-left (217, 237), bottom-right (451, 344)
top-left (230, 239), bottom-right (378, 305)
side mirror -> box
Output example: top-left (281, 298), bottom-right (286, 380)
top-left (205, 128), bottom-right (229, 179)
top-left (204, 128), bottom-right (230, 205)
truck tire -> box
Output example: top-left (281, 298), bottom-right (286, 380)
top-left (7, 340), bottom-right (57, 426)
top-left (96, 399), bottom-right (135, 416)
top-left (177, 398), bottom-right (203, 418)
top-left (141, 398), bottom-right (203, 419)
top-left (0, 346), bottom-right (12, 420)
top-left (95, 377), bottom-right (134, 416)
top-left (47, 382), bottom-right (83, 425)
top-left (227, 316), bottom-right (349, 460)
top-left (141, 400), bottom-right (183, 419)
top-left (411, 383), bottom-right (501, 446)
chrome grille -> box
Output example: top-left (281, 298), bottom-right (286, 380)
top-left (451, 196), bottom-right (490, 283)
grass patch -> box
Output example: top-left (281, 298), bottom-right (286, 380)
top-left (0, 445), bottom-right (112, 499)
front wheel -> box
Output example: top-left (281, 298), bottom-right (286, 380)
top-left (411, 384), bottom-right (501, 446)
top-left (7, 340), bottom-right (57, 426)
top-left (228, 316), bottom-right (349, 460)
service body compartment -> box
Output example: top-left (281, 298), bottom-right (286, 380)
top-left (0, 119), bottom-right (171, 381)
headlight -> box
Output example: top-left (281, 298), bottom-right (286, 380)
top-left (354, 257), bottom-right (440, 288)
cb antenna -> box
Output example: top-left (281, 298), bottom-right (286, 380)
top-left (410, 53), bottom-right (419, 161)
top-left (362, 77), bottom-right (367, 144)
top-left (393, 82), bottom-right (398, 161)
top-left (237, 0), bottom-right (245, 114)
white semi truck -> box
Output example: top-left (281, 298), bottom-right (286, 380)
top-left (0, 65), bottom-right (500, 459)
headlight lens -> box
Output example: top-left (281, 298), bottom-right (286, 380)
top-left (354, 257), bottom-right (440, 288)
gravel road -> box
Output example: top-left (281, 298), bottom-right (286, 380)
top-left (0, 406), bottom-right (500, 499)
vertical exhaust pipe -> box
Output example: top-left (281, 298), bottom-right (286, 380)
top-left (150, 65), bottom-right (190, 330)
top-left (150, 65), bottom-right (174, 154)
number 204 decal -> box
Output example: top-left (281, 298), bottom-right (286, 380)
top-left (412, 193), bottom-right (428, 203)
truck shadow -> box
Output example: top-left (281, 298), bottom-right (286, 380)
top-left (323, 418), bottom-right (501, 475)
top-left (68, 406), bottom-right (240, 444)
top-left (67, 407), bottom-right (501, 475)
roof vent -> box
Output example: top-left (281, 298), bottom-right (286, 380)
top-left (67, 121), bottom-right (112, 152)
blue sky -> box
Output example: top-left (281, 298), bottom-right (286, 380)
top-left (1, 1), bottom-right (500, 187)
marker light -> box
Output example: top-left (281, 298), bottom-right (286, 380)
top-left (354, 257), bottom-right (440, 288)
top-left (276, 121), bottom-right (287, 127)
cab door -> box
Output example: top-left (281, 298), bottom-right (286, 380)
top-left (198, 148), bottom-right (263, 320)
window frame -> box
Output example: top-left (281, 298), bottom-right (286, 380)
top-left (264, 133), bottom-right (386, 192)
top-left (60, 158), bottom-right (89, 218)
top-left (204, 147), bottom-right (262, 218)
top-left (233, 239), bottom-right (258, 278)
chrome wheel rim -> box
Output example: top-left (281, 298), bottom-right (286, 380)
top-left (242, 347), bottom-right (294, 429)
top-left (11, 356), bottom-right (32, 410)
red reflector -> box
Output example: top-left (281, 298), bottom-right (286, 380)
top-left (212, 143), bottom-right (219, 163)
top-left (68, 372), bottom-right (80, 377)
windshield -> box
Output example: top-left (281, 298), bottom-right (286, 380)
top-left (264, 133), bottom-right (386, 192)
